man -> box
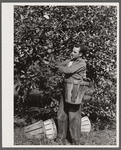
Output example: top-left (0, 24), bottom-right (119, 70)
top-left (55, 44), bottom-right (89, 145)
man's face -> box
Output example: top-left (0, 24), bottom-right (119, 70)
top-left (70, 47), bottom-right (81, 60)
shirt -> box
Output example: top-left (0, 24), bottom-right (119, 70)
top-left (56, 58), bottom-right (86, 83)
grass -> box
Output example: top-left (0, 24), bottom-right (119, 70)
top-left (14, 126), bottom-right (116, 146)
top-left (14, 114), bottom-right (117, 146)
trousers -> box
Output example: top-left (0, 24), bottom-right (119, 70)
top-left (57, 91), bottom-right (82, 144)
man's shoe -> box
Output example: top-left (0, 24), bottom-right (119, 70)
top-left (61, 138), bottom-right (67, 145)
top-left (72, 140), bottom-right (85, 145)
top-left (55, 137), bottom-right (66, 145)
top-left (79, 140), bottom-right (85, 145)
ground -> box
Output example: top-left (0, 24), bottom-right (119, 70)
top-left (14, 127), bottom-right (116, 146)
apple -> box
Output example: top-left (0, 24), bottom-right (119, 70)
top-left (47, 49), bottom-right (52, 53)
top-left (43, 14), bottom-right (49, 19)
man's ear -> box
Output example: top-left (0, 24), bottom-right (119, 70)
top-left (79, 53), bottom-right (82, 57)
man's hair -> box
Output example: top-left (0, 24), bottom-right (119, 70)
top-left (74, 43), bottom-right (89, 56)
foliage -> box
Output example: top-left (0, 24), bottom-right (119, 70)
top-left (14, 5), bottom-right (117, 128)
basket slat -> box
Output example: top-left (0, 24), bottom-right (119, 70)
top-left (44, 118), bottom-right (57, 140)
top-left (24, 120), bottom-right (45, 139)
top-left (81, 116), bottom-right (91, 132)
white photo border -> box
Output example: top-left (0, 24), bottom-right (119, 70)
top-left (2, 2), bottom-right (119, 148)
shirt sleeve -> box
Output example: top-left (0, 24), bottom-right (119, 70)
top-left (58, 61), bottom-right (86, 74)
top-left (56, 60), bottom-right (69, 67)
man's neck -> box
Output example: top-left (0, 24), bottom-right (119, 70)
top-left (71, 57), bottom-right (81, 61)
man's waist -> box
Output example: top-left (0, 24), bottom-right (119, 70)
top-left (64, 78), bottom-right (90, 85)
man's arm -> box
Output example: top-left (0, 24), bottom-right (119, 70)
top-left (58, 61), bottom-right (86, 74)
top-left (55, 60), bottom-right (69, 67)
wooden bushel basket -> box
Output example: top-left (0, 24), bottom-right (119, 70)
top-left (81, 116), bottom-right (91, 132)
top-left (44, 118), bottom-right (57, 140)
top-left (64, 80), bottom-right (89, 104)
top-left (24, 120), bottom-right (45, 139)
